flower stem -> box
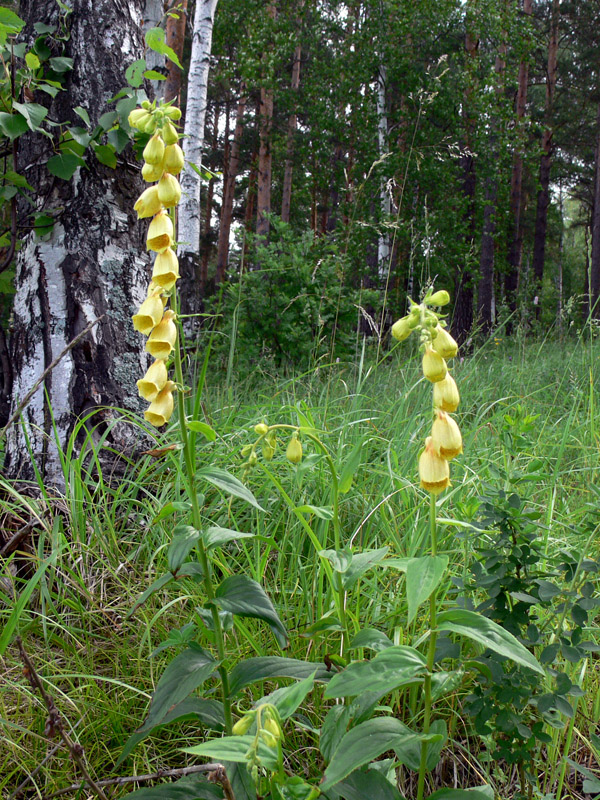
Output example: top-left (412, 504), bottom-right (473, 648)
top-left (416, 492), bottom-right (438, 800)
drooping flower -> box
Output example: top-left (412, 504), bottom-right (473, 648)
top-left (151, 248), bottom-right (180, 291)
top-left (143, 133), bottom-right (165, 165)
top-left (161, 120), bottom-right (179, 146)
top-left (157, 172), bottom-right (181, 207)
top-left (146, 309), bottom-right (177, 359)
top-left (432, 325), bottom-right (458, 360)
top-left (431, 410), bottom-right (463, 460)
top-left (418, 437), bottom-right (450, 495)
top-left (142, 161), bottom-right (164, 183)
top-left (163, 143), bottom-right (184, 175)
top-left (137, 359), bottom-right (168, 401)
top-left (134, 185), bottom-right (162, 219)
top-left (286, 433), bottom-right (302, 464)
top-left (433, 373), bottom-right (460, 413)
top-left (132, 290), bottom-right (164, 335)
top-left (144, 381), bottom-right (176, 426)
top-left (146, 210), bottom-right (174, 253)
top-left (426, 290), bottom-right (450, 307)
top-left (422, 347), bottom-right (447, 383)
top-left (391, 316), bottom-right (412, 342)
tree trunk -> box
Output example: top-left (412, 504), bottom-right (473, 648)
top-left (216, 91), bottom-right (246, 283)
top-left (163, 0), bottom-right (188, 103)
top-left (531, 0), bottom-right (559, 318)
top-left (200, 111), bottom-right (219, 293)
top-left (281, 41), bottom-right (302, 224)
top-left (376, 63), bottom-right (391, 278)
top-left (590, 101), bottom-right (600, 317)
top-left (5, 0), bottom-right (149, 486)
top-left (256, 2), bottom-right (277, 241)
top-left (143, 0), bottom-right (167, 102)
top-left (178, 0), bottom-right (219, 314)
top-left (505, 0), bottom-right (532, 324)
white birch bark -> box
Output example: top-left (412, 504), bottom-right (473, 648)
top-left (178, 0), bottom-right (219, 263)
top-left (376, 64), bottom-right (390, 278)
top-left (143, 0), bottom-right (167, 102)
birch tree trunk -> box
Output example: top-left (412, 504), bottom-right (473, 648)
top-left (143, 0), bottom-right (167, 102)
top-left (590, 101), bottom-right (600, 318)
top-left (178, 0), bottom-right (218, 314)
top-left (376, 63), bottom-right (391, 278)
top-left (5, 0), bottom-right (149, 487)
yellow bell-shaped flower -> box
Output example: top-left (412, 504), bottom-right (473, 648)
top-left (146, 309), bottom-right (177, 359)
top-left (286, 433), bottom-right (302, 464)
top-left (161, 120), bottom-right (179, 146)
top-left (142, 161), bottom-right (164, 182)
top-left (431, 410), bottom-right (463, 460)
top-left (128, 108), bottom-right (152, 130)
top-left (134, 185), bottom-right (162, 219)
top-left (145, 380), bottom-right (176, 427)
top-left (391, 316), bottom-right (412, 342)
top-left (157, 173), bottom-right (181, 207)
top-left (163, 143), bottom-right (184, 175)
top-left (422, 347), bottom-right (447, 382)
top-left (432, 326), bottom-right (458, 359)
top-left (426, 290), bottom-right (450, 307)
top-left (164, 105), bottom-right (182, 121)
top-left (143, 133), bottom-right (165, 166)
top-left (132, 289), bottom-right (164, 335)
top-left (147, 210), bottom-right (174, 253)
top-left (433, 373), bottom-right (460, 413)
top-left (137, 359), bottom-right (168, 402)
top-left (418, 437), bottom-right (450, 495)
top-left (152, 248), bottom-right (180, 291)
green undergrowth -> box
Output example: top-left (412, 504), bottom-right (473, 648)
top-left (1, 333), bottom-right (600, 798)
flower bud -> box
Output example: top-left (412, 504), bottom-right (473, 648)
top-left (141, 100), bottom-right (152, 110)
top-left (419, 437), bottom-right (450, 495)
top-left (264, 717), bottom-right (281, 740)
top-left (432, 326), bottom-right (458, 359)
top-left (262, 440), bottom-right (275, 460)
top-left (259, 729), bottom-right (279, 749)
top-left (137, 359), bottom-right (168, 401)
top-left (164, 105), bottom-right (182, 121)
top-left (147, 210), bottom-right (174, 253)
top-left (143, 133), bottom-right (165, 166)
top-left (163, 143), bottom-right (184, 175)
top-left (232, 715), bottom-right (254, 735)
top-left (142, 161), bottom-right (164, 182)
top-left (431, 411), bottom-right (463, 460)
top-left (161, 120), bottom-right (179, 146)
top-left (134, 185), bottom-right (162, 219)
top-left (427, 290), bottom-right (450, 307)
top-left (286, 433), bottom-right (302, 464)
top-left (144, 380), bottom-right (176, 427)
top-left (433, 373), bottom-right (460, 413)
top-left (128, 108), bottom-right (152, 130)
top-left (152, 248), bottom-right (180, 291)
top-left (146, 309), bottom-right (177, 359)
top-left (422, 347), bottom-right (447, 382)
top-left (254, 422), bottom-right (269, 435)
top-left (132, 291), bottom-right (164, 335)
top-left (157, 172), bottom-right (181, 207)
top-left (391, 316), bottom-right (412, 342)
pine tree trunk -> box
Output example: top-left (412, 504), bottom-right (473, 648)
top-left (163, 0), bottom-right (188, 103)
top-left (178, 0), bottom-right (219, 313)
top-left (216, 91), bottom-right (246, 283)
top-left (256, 2), bottom-right (277, 241)
top-left (531, 0), bottom-right (559, 318)
top-left (589, 101), bottom-right (600, 318)
top-left (5, 0), bottom-right (149, 486)
top-left (281, 42), bottom-right (302, 224)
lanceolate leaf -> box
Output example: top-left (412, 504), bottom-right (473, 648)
top-left (202, 526), bottom-right (255, 550)
top-left (406, 555), bottom-right (449, 624)
top-left (324, 646), bottom-right (426, 699)
top-left (427, 789), bottom-right (494, 799)
top-left (437, 608), bottom-right (544, 674)
top-left (197, 466), bottom-right (264, 511)
top-left (215, 574), bottom-right (287, 647)
top-left (254, 670), bottom-right (317, 719)
top-left (183, 735), bottom-right (279, 771)
top-left (228, 656), bottom-right (331, 698)
top-left (331, 768), bottom-right (405, 800)
top-left (342, 547), bottom-right (389, 589)
top-left (121, 774), bottom-right (222, 800)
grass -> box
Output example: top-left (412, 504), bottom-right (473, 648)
top-left (1, 332), bottom-right (600, 798)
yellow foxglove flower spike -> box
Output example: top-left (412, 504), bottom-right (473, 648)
top-left (422, 347), bottom-right (447, 382)
top-left (163, 143), bottom-right (184, 175)
top-left (419, 437), bottom-right (450, 495)
top-left (142, 161), bottom-right (164, 182)
top-left (134, 185), bottom-right (162, 219)
top-left (145, 380), bottom-right (176, 427)
top-left (152, 248), bottom-right (180, 291)
top-left (143, 133), bottom-right (165, 165)
top-left (433, 373), bottom-right (460, 413)
top-left (431, 411), bottom-right (463, 460)
top-left (432, 326), bottom-right (458, 359)
top-left (132, 292), bottom-right (164, 335)
top-left (146, 309), bottom-right (177, 358)
top-left (147, 210), bottom-right (174, 253)
top-left (157, 173), bottom-right (182, 207)
top-left (137, 359), bottom-right (168, 401)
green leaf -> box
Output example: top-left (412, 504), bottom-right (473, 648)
top-left (145, 26), bottom-right (183, 69)
top-left (33, 213), bottom-right (55, 236)
top-left (73, 106), bottom-right (91, 127)
top-left (197, 466), bottom-right (264, 510)
top-left (33, 22), bottom-right (55, 35)
top-left (215, 574), bottom-right (288, 647)
top-left (67, 126), bottom-right (92, 147)
top-left (0, 8), bottom-right (24, 32)
top-left (121, 774), bottom-right (222, 800)
top-left (255, 670), bottom-right (316, 720)
top-left (183, 735), bottom-right (279, 770)
top-left (187, 420), bottom-right (217, 441)
top-left (294, 504), bottom-right (333, 519)
top-left (152, 500), bottom-right (191, 523)
top-left (126, 58), bottom-right (146, 88)
top-left (228, 656), bottom-right (331, 698)
top-left (167, 525), bottom-right (200, 573)
top-left (4, 170), bottom-right (33, 190)
top-left (406, 555), bottom-right (448, 624)
top-left (320, 547), bottom-right (353, 573)
top-left (48, 56), bottom-right (73, 72)
top-left (202, 526), bottom-right (255, 550)
top-left (395, 718), bottom-right (446, 772)
top-left (338, 438), bottom-right (364, 493)
top-left (12, 101), bottom-right (48, 130)
top-left (47, 152), bottom-right (84, 180)
top-left (25, 52), bottom-right (40, 70)
top-left (427, 790), bottom-right (494, 800)
top-left (321, 717), bottom-right (433, 791)
top-left (334, 769), bottom-right (404, 800)
top-left (141, 644), bottom-right (217, 732)
top-left (437, 609), bottom-right (544, 674)
top-left (126, 573), bottom-right (173, 619)
top-left (98, 110), bottom-right (118, 131)
top-left (0, 112), bottom-right (28, 140)
top-left (349, 628), bottom-right (394, 652)
top-left (144, 69), bottom-right (167, 80)
top-left (324, 645), bottom-right (426, 699)
top-left (93, 143), bottom-right (117, 168)
top-left (107, 127), bottom-right (130, 154)
top-left (343, 548), bottom-right (389, 589)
